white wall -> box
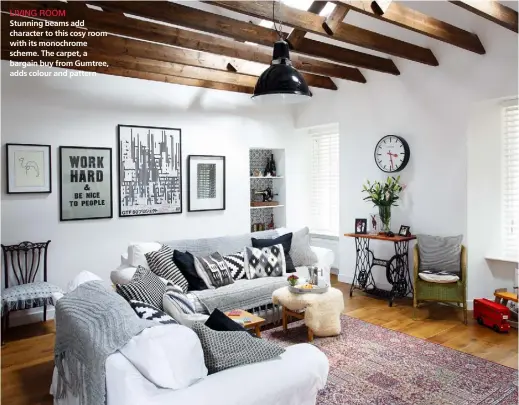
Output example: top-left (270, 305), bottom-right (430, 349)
top-left (295, 1), bottom-right (518, 302)
top-left (1, 62), bottom-right (306, 303)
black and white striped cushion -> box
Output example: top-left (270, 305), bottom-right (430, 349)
top-left (129, 300), bottom-right (178, 324)
top-left (223, 252), bottom-right (246, 281)
top-left (145, 245), bottom-right (189, 293)
top-left (116, 266), bottom-right (166, 309)
top-left (164, 284), bottom-right (196, 314)
top-left (417, 234), bottom-right (463, 274)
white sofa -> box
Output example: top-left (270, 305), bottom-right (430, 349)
top-left (51, 340), bottom-right (329, 405)
top-left (50, 272), bottom-right (330, 405)
top-left (111, 228), bottom-right (335, 323)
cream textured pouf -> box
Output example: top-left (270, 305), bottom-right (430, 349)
top-left (272, 286), bottom-right (344, 340)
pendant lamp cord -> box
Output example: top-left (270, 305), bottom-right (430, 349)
top-left (272, 0), bottom-right (284, 40)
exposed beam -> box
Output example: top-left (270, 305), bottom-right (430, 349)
top-left (2, 13), bottom-right (340, 90)
top-left (323, 4), bottom-right (349, 35)
top-left (450, 1), bottom-right (518, 33)
top-left (8, 0), bottom-right (352, 84)
top-left (335, 1), bottom-right (485, 54)
top-left (208, 1), bottom-right (438, 66)
top-left (287, 1), bottom-right (327, 49)
top-left (1, 51), bottom-right (254, 94)
top-left (93, 1), bottom-right (399, 75)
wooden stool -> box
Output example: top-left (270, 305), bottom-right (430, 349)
top-left (494, 288), bottom-right (518, 329)
top-left (282, 307), bottom-right (314, 342)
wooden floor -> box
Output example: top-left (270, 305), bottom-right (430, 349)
top-left (2, 278), bottom-right (517, 405)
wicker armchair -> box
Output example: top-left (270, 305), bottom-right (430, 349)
top-left (413, 244), bottom-right (467, 324)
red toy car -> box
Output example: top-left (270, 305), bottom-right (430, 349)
top-left (473, 298), bottom-right (510, 332)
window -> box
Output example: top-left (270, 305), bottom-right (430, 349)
top-left (310, 127), bottom-right (339, 236)
top-left (502, 101), bottom-right (519, 259)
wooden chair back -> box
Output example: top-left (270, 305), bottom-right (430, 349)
top-left (1, 241), bottom-right (51, 288)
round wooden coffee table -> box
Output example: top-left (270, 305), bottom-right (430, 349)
top-left (272, 286), bottom-right (344, 341)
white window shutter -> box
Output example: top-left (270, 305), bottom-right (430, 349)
top-left (310, 129), bottom-right (339, 236)
top-left (503, 102), bottom-right (519, 260)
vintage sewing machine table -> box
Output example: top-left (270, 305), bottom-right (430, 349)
top-left (344, 233), bottom-right (416, 307)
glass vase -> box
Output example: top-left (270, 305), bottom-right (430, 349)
top-left (378, 205), bottom-right (391, 234)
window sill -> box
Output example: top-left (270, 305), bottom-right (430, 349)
top-left (485, 256), bottom-right (519, 264)
top-left (310, 232), bottom-right (339, 241)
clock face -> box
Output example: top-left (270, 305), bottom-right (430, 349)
top-left (374, 135), bottom-right (410, 173)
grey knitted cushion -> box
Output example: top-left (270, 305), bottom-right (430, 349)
top-left (417, 234), bottom-right (463, 274)
top-left (191, 322), bottom-right (285, 374)
top-left (288, 227), bottom-right (318, 267)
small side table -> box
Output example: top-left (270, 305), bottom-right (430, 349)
top-left (225, 310), bottom-right (265, 337)
top-left (344, 233), bottom-right (416, 307)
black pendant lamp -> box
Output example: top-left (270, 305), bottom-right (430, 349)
top-left (252, 2), bottom-right (312, 103)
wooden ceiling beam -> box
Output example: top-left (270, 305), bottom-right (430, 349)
top-left (2, 13), bottom-right (339, 90)
top-left (1, 50), bottom-right (254, 94)
top-left (286, 1), bottom-right (328, 49)
top-left (450, 1), bottom-right (518, 33)
top-left (93, 1), bottom-right (399, 75)
top-left (4, 0), bottom-right (352, 84)
top-left (208, 1), bottom-right (438, 66)
top-left (335, 1), bottom-right (486, 54)
top-left (323, 4), bottom-right (350, 35)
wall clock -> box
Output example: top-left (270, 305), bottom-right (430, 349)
top-left (374, 135), bottom-right (410, 173)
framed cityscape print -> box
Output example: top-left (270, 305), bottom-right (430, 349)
top-left (59, 146), bottom-right (113, 221)
top-left (188, 155), bottom-right (226, 212)
top-left (6, 143), bottom-right (51, 194)
top-left (118, 125), bottom-right (182, 217)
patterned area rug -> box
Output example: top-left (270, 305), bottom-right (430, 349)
top-left (262, 315), bottom-right (518, 405)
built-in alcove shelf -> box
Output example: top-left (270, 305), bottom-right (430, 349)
top-left (250, 205), bottom-right (285, 210)
top-left (249, 148), bottom-right (286, 232)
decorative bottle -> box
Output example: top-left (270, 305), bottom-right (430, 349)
top-left (268, 214), bottom-right (275, 229)
top-left (263, 156), bottom-right (271, 177)
top-left (269, 154), bottom-right (276, 177)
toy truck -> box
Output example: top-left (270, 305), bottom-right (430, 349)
top-left (473, 298), bottom-right (510, 333)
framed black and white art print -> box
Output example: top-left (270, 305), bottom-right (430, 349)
top-left (6, 143), bottom-right (51, 194)
top-left (118, 125), bottom-right (182, 217)
top-left (59, 146), bottom-right (113, 221)
top-left (188, 155), bottom-right (226, 212)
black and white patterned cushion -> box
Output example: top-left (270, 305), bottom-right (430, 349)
top-left (164, 284), bottom-right (196, 315)
top-left (244, 244), bottom-right (286, 279)
top-left (223, 252), bottom-right (246, 281)
top-left (116, 266), bottom-right (166, 310)
top-left (417, 234), bottom-right (463, 274)
top-left (194, 252), bottom-right (234, 288)
top-left (129, 300), bottom-right (178, 324)
top-left (145, 245), bottom-right (189, 293)
top-left (191, 322), bottom-right (285, 374)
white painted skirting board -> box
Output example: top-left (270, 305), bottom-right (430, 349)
top-left (337, 274), bottom-right (475, 310)
top-left (7, 307), bottom-right (56, 327)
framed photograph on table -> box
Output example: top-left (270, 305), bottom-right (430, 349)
top-left (6, 143), bottom-right (52, 194)
top-left (188, 155), bottom-right (226, 212)
top-left (398, 225), bottom-right (411, 236)
top-left (59, 146), bottom-right (113, 221)
top-left (355, 218), bottom-right (367, 234)
top-left (118, 125), bottom-right (182, 217)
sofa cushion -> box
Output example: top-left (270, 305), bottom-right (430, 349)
top-left (116, 266), bottom-right (166, 309)
top-left (194, 252), bottom-right (234, 288)
top-left (418, 270), bottom-right (460, 284)
top-left (145, 245), bottom-right (189, 293)
top-left (119, 324), bottom-right (207, 389)
top-left (127, 242), bottom-right (162, 269)
top-left (222, 251), bottom-right (247, 281)
top-left (417, 234), bottom-right (463, 274)
top-left (192, 322), bottom-right (284, 374)
top-left (278, 227), bottom-right (318, 267)
top-left (129, 300), bottom-right (178, 324)
top-left (173, 250), bottom-right (208, 291)
top-left (205, 308), bottom-right (247, 332)
top-left (252, 233), bottom-right (296, 273)
top-left (110, 266), bottom-right (138, 285)
top-left (244, 245), bottom-right (286, 279)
